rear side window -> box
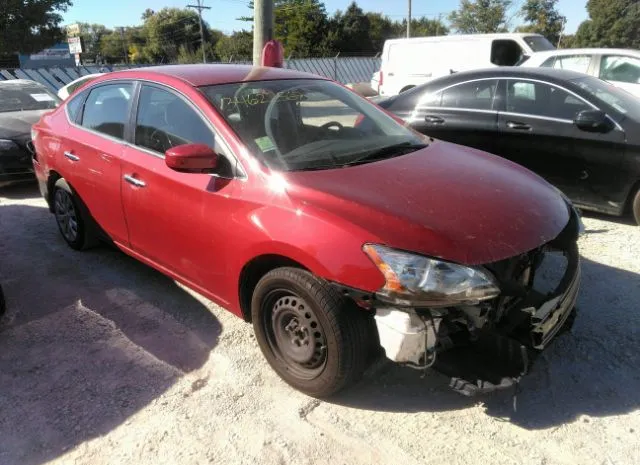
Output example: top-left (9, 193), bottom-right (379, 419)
top-left (600, 55), bottom-right (640, 84)
top-left (441, 80), bottom-right (499, 110)
top-left (135, 85), bottom-right (215, 154)
top-left (65, 91), bottom-right (87, 123)
top-left (81, 83), bottom-right (134, 139)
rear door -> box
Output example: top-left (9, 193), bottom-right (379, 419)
top-left (65, 81), bottom-right (134, 245)
top-left (407, 78), bottom-right (501, 156)
top-left (497, 78), bottom-right (625, 208)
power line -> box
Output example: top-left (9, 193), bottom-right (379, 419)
top-left (187, 0), bottom-right (212, 62)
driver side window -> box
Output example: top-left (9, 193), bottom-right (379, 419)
top-left (135, 85), bottom-right (215, 154)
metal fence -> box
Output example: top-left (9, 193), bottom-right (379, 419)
top-left (0, 57), bottom-right (381, 93)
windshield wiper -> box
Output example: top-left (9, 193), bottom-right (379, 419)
top-left (344, 142), bottom-right (427, 167)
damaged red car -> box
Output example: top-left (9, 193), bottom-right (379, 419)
top-left (31, 65), bottom-right (582, 397)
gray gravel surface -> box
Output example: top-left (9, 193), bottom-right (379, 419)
top-left (1, 183), bottom-right (639, 465)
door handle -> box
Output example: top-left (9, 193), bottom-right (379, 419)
top-left (123, 174), bottom-right (146, 188)
top-left (425, 115), bottom-right (445, 124)
top-left (580, 170), bottom-right (589, 180)
top-left (506, 121), bottom-right (531, 131)
top-left (387, 72), bottom-right (395, 76)
top-left (64, 151), bottom-right (80, 161)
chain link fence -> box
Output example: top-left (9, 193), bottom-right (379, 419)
top-left (0, 57), bottom-right (381, 93)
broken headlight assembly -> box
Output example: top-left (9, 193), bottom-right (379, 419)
top-left (363, 244), bottom-right (500, 307)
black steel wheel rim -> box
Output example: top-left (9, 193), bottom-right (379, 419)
top-left (262, 289), bottom-right (327, 380)
top-left (54, 189), bottom-right (78, 243)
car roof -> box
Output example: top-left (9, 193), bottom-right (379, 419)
top-left (106, 64), bottom-right (328, 87)
top-left (430, 66), bottom-right (589, 84)
top-left (529, 48), bottom-right (640, 58)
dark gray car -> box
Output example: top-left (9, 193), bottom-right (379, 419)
top-left (0, 80), bottom-right (60, 185)
top-left (376, 68), bottom-right (640, 224)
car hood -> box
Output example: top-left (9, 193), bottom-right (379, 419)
top-left (0, 110), bottom-right (50, 139)
top-left (285, 140), bottom-right (570, 265)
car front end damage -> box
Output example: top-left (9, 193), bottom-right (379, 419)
top-left (337, 205), bottom-right (582, 396)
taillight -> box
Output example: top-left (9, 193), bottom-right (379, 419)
top-left (379, 71), bottom-right (383, 92)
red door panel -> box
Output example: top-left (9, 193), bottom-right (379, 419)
top-left (65, 126), bottom-right (129, 245)
top-left (120, 146), bottom-right (238, 305)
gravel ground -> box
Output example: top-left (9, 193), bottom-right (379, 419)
top-left (1, 182), bottom-right (639, 465)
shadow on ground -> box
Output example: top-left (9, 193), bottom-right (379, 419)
top-left (333, 257), bottom-right (640, 430)
top-left (0, 184), bottom-right (221, 465)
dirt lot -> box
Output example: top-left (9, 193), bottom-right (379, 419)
top-left (1, 182), bottom-right (639, 465)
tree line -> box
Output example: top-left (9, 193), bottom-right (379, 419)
top-left (1, 0), bottom-right (639, 65)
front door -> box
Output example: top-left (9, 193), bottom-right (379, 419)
top-left (120, 84), bottom-right (239, 303)
top-left (66, 82), bottom-right (134, 245)
top-left (496, 78), bottom-right (597, 204)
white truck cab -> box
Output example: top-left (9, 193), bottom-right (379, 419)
top-left (376, 33), bottom-right (555, 97)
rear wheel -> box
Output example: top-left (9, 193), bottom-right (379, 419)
top-left (251, 267), bottom-right (371, 397)
top-left (53, 179), bottom-right (98, 250)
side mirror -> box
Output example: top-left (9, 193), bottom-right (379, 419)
top-left (574, 109), bottom-right (614, 133)
top-left (165, 143), bottom-right (218, 173)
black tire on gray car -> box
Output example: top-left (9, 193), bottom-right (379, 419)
top-left (251, 267), bottom-right (371, 398)
top-left (633, 188), bottom-right (640, 226)
top-left (53, 178), bottom-right (98, 250)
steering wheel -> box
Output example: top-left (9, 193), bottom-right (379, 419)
top-left (320, 121), bottom-right (344, 132)
top-left (149, 129), bottom-right (172, 153)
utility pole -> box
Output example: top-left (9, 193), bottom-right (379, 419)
top-left (187, 0), bottom-right (211, 63)
top-left (119, 27), bottom-right (128, 65)
top-left (253, 0), bottom-right (274, 65)
top-left (407, 0), bottom-right (411, 38)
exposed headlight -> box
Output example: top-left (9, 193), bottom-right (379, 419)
top-left (363, 244), bottom-right (500, 307)
top-left (0, 139), bottom-right (18, 151)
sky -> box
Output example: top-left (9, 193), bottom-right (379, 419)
top-left (62, 0), bottom-right (589, 35)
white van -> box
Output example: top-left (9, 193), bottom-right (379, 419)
top-left (376, 33), bottom-right (555, 96)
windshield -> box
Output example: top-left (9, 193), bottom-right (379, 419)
top-left (573, 76), bottom-right (640, 120)
top-left (0, 83), bottom-right (60, 112)
top-left (524, 36), bottom-right (556, 52)
top-left (202, 79), bottom-right (427, 171)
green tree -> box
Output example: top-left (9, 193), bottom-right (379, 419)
top-left (394, 17), bottom-right (450, 38)
top-left (558, 33), bottom-right (575, 48)
top-left (0, 0), bottom-right (73, 54)
top-left (366, 13), bottom-right (395, 53)
top-left (328, 2), bottom-right (372, 55)
top-left (448, 0), bottom-right (512, 33)
top-left (215, 31), bottom-right (253, 61)
top-left (516, 0), bottom-right (566, 45)
top-left (78, 23), bottom-right (112, 63)
top-left (140, 8), bottom-right (211, 63)
top-left (572, 0), bottom-right (640, 49)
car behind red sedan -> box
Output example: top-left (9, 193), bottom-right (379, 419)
top-left (32, 65), bottom-right (581, 397)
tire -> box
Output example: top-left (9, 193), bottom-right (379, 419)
top-left (0, 284), bottom-right (5, 318)
top-left (632, 188), bottom-right (640, 226)
top-left (251, 267), bottom-right (371, 398)
top-left (52, 178), bottom-right (98, 250)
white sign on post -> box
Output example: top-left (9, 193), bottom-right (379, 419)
top-left (68, 37), bottom-right (83, 55)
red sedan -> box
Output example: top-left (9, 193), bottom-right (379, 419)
top-left (32, 65), bottom-right (581, 397)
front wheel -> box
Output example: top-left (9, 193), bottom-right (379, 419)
top-left (251, 267), bottom-right (371, 397)
top-left (632, 188), bottom-right (640, 225)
